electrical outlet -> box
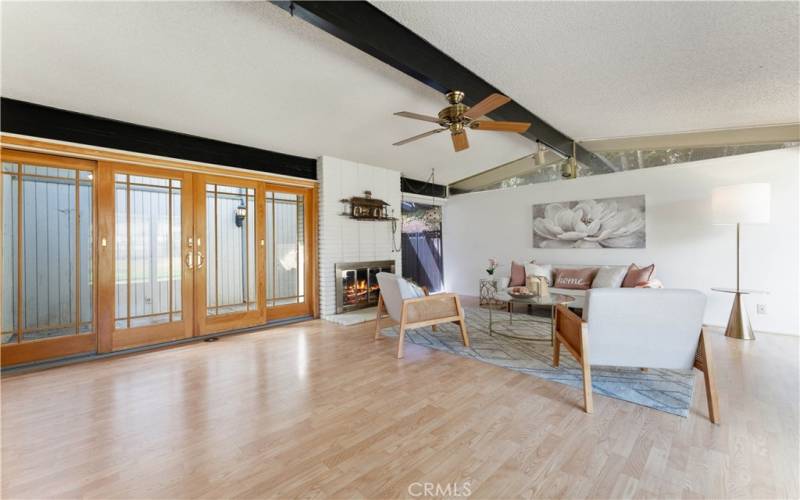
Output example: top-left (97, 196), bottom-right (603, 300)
top-left (756, 304), bottom-right (767, 315)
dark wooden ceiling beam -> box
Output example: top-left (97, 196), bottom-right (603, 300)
top-left (272, 1), bottom-right (615, 173)
top-left (1, 98), bottom-right (317, 179)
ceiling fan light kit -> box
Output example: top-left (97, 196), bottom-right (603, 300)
top-left (536, 141), bottom-right (547, 165)
top-left (393, 91), bottom-right (531, 152)
top-left (561, 142), bottom-right (579, 179)
top-left (561, 157), bottom-right (578, 179)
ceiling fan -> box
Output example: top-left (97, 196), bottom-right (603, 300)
top-left (392, 91), bottom-right (531, 152)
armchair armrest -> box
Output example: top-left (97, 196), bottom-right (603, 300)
top-left (555, 305), bottom-right (586, 361)
top-left (403, 293), bottom-right (462, 325)
top-left (553, 304), bottom-right (593, 413)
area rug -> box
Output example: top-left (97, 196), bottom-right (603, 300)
top-left (379, 306), bottom-right (696, 417)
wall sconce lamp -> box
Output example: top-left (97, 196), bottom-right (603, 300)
top-left (235, 204), bottom-right (247, 227)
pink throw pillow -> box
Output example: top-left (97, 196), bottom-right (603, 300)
top-left (509, 261), bottom-right (526, 287)
top-left (622, 264), bottom-right (655, 288)
top-left (553, 268), bottom-right (598, 290)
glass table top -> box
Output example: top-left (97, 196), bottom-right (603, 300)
top-left (496, 292), bottom-right (576, 306)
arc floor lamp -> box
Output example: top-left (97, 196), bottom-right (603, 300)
top-left (711, 183), bottom-right (771, 340)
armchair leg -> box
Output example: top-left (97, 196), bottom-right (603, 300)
top-left (695, 331), bottom-right (720, 424)
top-left (458, 320), bottom-right (470, 347)
top-left (581, 360), bottom-right (593, 413)
top-left (553, 338), bottom-right (561, 367)
top-left (455, 296), bottom-right (470, 348)
top-left (397, 325), bottom-right (406, 359)
top-left (374, 294), bottom-right (385, 340)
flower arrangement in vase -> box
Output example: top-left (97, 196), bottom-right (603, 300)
top-left (486, 258), bottom-right (498, 276)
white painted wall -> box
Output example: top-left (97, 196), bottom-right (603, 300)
top-left (443, 147), bottom-right (800, 335)
top-left (318, 156), bottom-right (402, 318)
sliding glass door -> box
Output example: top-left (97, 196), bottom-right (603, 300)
top-left (97, 163), bottom-right (194, 351)
top-left (1, 150), bottom-right (96, 365)
top-left (194, 175), bottom-right (265, 334)
top-left (2, 149), bottom-right (317, 364)
top-left (264, 184), bottom-right (313, 319)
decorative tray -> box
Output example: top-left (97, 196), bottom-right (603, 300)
top-left (508, 287), bottom-right (536, 299)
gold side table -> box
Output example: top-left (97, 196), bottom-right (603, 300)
top-left (711, 287), bottom-right (768, 340)
top-left (479, 278), bottom-right (499, 307)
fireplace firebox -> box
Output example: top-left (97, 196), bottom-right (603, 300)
top-left (335, 260), bottom-right (395, 314)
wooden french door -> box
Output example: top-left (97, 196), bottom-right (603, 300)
top-left (194, 175), bottom-right (266, 335)
top-left (97, 163), bottom-right (195, 352)
top-left (3, 146), bottom-right (317, 364)
top-left (263, 183), bottom-right (316, 321)
top-left (0, 150), bottom-right (97, 365)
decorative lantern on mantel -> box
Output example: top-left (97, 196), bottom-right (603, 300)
top-left (340, 191), bottom-right (395, 220)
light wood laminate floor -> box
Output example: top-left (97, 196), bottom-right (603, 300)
top-left (2, 313), bottom-right (798, 499)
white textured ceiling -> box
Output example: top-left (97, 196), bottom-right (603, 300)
top-left (3, 2), bottom-right (798, 185)
top-left (0, 1), bottom-right (532, 184)
top-left (376, 1), bottom-right (800, 140)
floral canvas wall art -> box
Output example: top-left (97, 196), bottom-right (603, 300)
top-left (532, 195), bottom-right (646, 249)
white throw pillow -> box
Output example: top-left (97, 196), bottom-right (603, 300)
top-left (397, 277), bottom-right (425, 299)
top-left (591, 266), bottom-right (628, 288)
top-left (525, 263), bottom-right (553, 285)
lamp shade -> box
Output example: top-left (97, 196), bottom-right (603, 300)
top-left (711, 183), bottom-right (771, 225)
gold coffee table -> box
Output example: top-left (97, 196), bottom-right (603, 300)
top-left (489, 293), bottom-right (576, 345)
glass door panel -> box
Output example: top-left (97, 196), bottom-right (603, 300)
top-left (266, 191), bottom-right (305, 306)
top-left (195, 176), bottom-right (264, 334)
top-left (1, 151), bottom-right (96, 366)
top-left (206, 184), bottom-right (256, 316)
top-left (114, 174), bottom-right (183, 328)
top-left (99, 164), bottom-right (193, 351)
top-left (264, 186), bottom-right (313, 320)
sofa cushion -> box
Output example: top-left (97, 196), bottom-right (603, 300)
top-left (525, 263), bottom-right (553, 285)
top-left (634, 278), bottom-right (664, 288)
top-left (509, 261), bottom-right (526, 286)
top-left (622, 263), bottom-right (655, 288)
top-left (592, 266), bottom-right (628, 288)
top-left (554, 267), bottom-right (598, 290)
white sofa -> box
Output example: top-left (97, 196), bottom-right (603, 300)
top-left (495, 263), bottom-right (633, 309)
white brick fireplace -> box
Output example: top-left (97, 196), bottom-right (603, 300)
top-left (317, 156), bottom-right (401, 319)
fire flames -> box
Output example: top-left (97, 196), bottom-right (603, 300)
top-left (344, 279), bottom-right (379, 305)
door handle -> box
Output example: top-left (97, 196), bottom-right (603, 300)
top-left (196, 251), bottom-right (205, 269)
top-left (185, 251), bottom-right (193, 269)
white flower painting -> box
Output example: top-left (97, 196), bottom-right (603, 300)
top-left (532, 195), bottom-right (646, 249)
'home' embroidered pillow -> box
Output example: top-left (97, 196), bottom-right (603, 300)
top-left (553, 268), bottom-right (598, 290)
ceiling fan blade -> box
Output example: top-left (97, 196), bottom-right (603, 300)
top-left (393, 128), bottom-right (445, 146)
top-left (470, 120), bottom-right (531, 133)
top-left (394, 111), bottom-right (441, 123)
top-left (463, 93), bottom-right (511, 119)
top-left (451, 131), bottom-right (469, 152)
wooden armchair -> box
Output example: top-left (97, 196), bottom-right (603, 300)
top-left (374, 272), bottom-right (469, 358)
top-left (553, 288), bottom-right (719, 423)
